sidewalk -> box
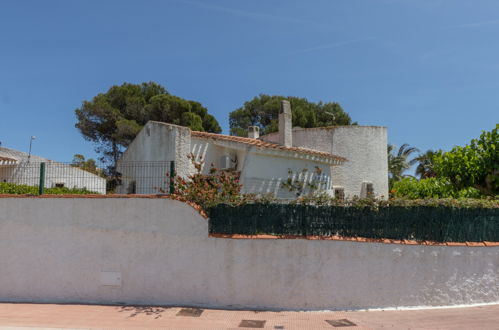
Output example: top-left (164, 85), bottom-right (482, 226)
top-left (0, 303), bottom-right (498, 330)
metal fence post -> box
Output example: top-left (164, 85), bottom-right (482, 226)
top-left (169, 161), bottom-right (175, 194)
top-left (39, 162), bottom-right (46, 195)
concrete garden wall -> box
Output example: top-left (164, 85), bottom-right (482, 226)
top-left (0, 196), bottom-right (498, 310)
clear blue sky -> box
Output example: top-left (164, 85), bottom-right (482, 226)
top-left (1, 0), bottom-right (498, 163)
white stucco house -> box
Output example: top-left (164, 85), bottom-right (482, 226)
top-left (0, 147), bottom-right (106, 194)
top-left (117, 100), bottom-right (388, 199)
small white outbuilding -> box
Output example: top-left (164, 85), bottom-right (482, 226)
top-left (0, 147), bottom-right (106, 194)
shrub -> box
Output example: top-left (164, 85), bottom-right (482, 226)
top-left (391, 177), bottom-right (482, 199)
top-left (433, 124), bottom-right (498, 196)
top-left (169, 154), bottom-right (245, 210)
top-left (0, 182), bottom-right (96, 195)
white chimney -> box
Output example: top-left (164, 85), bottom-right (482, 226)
top-left (279, 100), bottom-right (292, 147)
top-left (248, 126), bottom-right (260, 139)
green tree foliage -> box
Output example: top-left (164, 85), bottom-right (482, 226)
top-left (229, 94), bottom-right (355, 136)
top-left (75, 82), bottom-right (221, 165)
top-left (391, 177), bottom-right (481, 199)
top-left (71, 154), bottom-right (102, 176)
top-left (387, 143), bottom-right (419, 187)
top-left (434, 124), bottom-right (498, 196)
top-left (413, 150), bottom-right (441, 179)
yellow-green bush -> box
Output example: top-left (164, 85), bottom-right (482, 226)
top-left (0, 182), bottom-right (96, 195)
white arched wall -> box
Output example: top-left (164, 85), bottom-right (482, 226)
top-left (0, 197), bottom-right (497, 310)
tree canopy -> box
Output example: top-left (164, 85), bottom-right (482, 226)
top-left (387, 143), bottom-right (419, 187)
top-left (433, 124), bottom-right (498, 196)
top-left (390, 125), bottom-right (498, 198)
top-left (229, 94), bottom-right (355, 136)
top-left (75, 82), bottom-right (221, 165)
top-left (71, 154), bottom-right (101, 176)
top-left (413, 150), bottom-right (440, 179)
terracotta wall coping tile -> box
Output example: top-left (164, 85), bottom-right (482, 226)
top-left (208, 233), bottom-right (498, 247)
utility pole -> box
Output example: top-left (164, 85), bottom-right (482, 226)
top-left (28, 136), bottom-right (36, 163)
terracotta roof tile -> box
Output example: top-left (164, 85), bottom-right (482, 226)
top-left (0, 156), bottom-right (17, 162)
top-left (191, 131), bottom-right (346, 163)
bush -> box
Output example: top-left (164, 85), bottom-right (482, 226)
top-left (433, 124), bottom-right (498, 196)
top-left (391, 177), bottom-right (482, 199)
top-left (169, 154), bottom-right (245, 210)
top-left (0, 182), bottom-right (96, 195)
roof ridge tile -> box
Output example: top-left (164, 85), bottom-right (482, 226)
top-left (191, 131), bottom-right (346, 162)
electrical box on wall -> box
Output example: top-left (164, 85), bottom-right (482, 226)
top-left (100, 271), bottom-right (122, 287)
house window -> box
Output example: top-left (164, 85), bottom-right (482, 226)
top-left (366, 183), bottom-right (374, 197)
top-left (219, 155), bottom-right (231, 169)
top-left (219, 154), bottom-right (237, 170)
top-left (361, 181), bottom-right (374, 198)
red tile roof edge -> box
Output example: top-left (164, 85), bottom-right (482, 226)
top-left (191, 131), bottom-right (347, 162)
top-left (208, 233), bottom-right (496, 247)
top-left (0, 194), bottom-right (208, 219)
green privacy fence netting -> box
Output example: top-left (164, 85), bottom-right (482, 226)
top-left (208, 204), bottom-right (499, 242)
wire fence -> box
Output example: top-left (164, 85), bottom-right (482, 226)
top-left (0, 161), bottom-right (173, 195)
top-left (208, 203), bottom-right (499, 242)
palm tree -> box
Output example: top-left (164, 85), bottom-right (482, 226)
top-left (387, 143), bottom-right (419, 186)
top-left (413, 150), bottom-right (440, 179)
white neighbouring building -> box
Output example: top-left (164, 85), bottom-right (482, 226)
top-left (117, 100), bottom-right (388, 199)
top-left (0, 147), bottom-right (107, 194)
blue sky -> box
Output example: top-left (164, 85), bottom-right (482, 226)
top-left (0, 0), bottom-right (498, 163)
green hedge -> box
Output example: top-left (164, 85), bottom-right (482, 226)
top-left (0, 182), bottom-right (96, 195)
top-left (208, 202), bottom-right (499, 242)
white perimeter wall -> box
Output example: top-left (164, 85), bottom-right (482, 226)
top-left (0, 197), bottom-right (498, 310)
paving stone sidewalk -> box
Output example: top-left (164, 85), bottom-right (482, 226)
top-left (0, 303), bottom-right (498, 330)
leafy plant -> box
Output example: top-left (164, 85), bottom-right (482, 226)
top-left (281, 167), bottom-right (327, 197)
top-left (0, 182), bottom-right (96, 195)
top-left (433, 124), bottom-right (498, 196)
top-left (166, 154), bottom-right (244, 210)
top-left (391, 177), bottom-right (481, 199)
top-left (414, 149), bottom-right (441, 179)
top-left (387, 143), bottom-right (419, 187)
